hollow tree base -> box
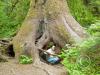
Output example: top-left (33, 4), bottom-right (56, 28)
top-left (12, 0), bottom-right (88, 75)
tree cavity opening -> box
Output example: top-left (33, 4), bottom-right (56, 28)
top-left (39, 41), bottom-right (62, 65)
top-left (6, 44), bottom-right (15, 57)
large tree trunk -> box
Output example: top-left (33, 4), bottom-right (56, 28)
top-left (12, 0), bottom-right (88, 75)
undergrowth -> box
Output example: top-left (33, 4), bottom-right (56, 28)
top-left (60, 37), bottom-right (100, 75)
top-left (67, 0), bottom-right (98, 27)
top-left (87, 20), bottom-right (100, 37)
top-left (0, 0), bottom-right (30, 38)
top-left (19, 55), bottom-right (33, 64)
top-left (84, 0), bottom-right (100, 17)
top-left (60, 21), bottom-right (100, 75)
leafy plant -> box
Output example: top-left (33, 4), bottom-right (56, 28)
top-left (88, 20), bottom-right (100, 36)
top-left (19, 55), bottom-right (33, 64)
top-left (60, 37), bottom-right (100, 75)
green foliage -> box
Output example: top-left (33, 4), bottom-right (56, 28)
top-left (60, 19), bottom-right (100, 75)
top-left (0, 0), bottom-right (30, 38)
top-left (60, 37), bottom-right (100, 75)
top-left (19, 55), bottom-right (33, 64)
top-left (67, 0), bottom-right (96, 26)
top-left (84, 0), bottom-right (100, 17)
top-left (87, 20), bottom-right (100, 36)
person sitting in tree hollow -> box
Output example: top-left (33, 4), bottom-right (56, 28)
top-left (43, 46), bottom-right (61, 64)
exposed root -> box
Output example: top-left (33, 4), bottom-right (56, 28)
top-left (33, 60), bottom-right (67, 75)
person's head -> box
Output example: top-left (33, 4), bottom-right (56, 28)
top-left (51, 46), bottom-right (55, 51)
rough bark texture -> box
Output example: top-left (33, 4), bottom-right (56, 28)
top-left (0, 39), bottom-right (14, 62)
top-left (12, 0), bottom-right (88, 75)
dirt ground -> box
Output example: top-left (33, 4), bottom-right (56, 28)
top-left (0, 59), bottom-right (48, 75)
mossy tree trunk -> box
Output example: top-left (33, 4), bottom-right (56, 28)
top-left (12, 0), bottom-right (88, 75)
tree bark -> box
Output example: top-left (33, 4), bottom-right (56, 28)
top-left (12, 0), bottom-right (88, 75)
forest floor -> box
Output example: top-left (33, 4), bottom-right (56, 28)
top-left (0, 59), bottom-right (48, 75)
top-left (0, 58), bottom-right (65, 75)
